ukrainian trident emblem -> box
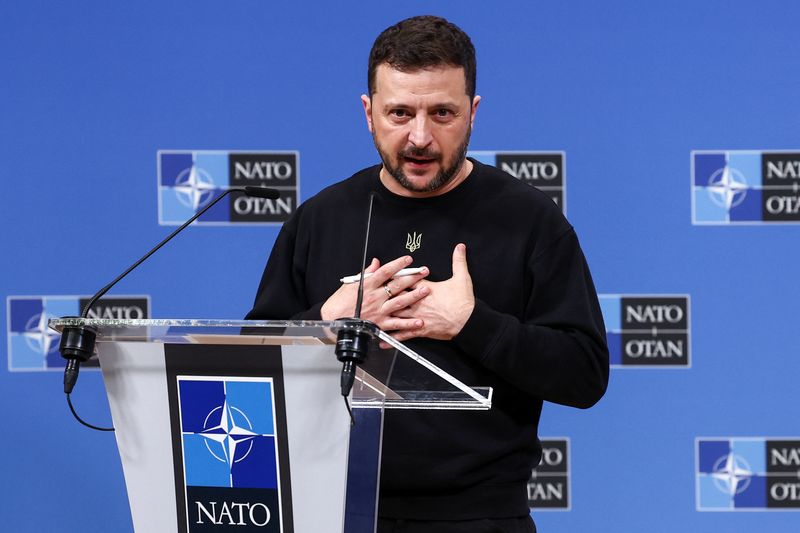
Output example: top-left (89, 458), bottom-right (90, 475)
top-left (405, 232), bottom-right (422, 252)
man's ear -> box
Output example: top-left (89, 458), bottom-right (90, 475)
top-left (469, 95), bottom-right (481, 129)
top-left (361, 94), bottom-right (374, 134)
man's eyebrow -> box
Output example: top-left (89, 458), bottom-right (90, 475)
top-left (380, 100), bottom-right (461, 110)
top-left (380, 101), bottom-right (411, 109)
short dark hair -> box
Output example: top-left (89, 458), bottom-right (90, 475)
top-left (367, 15), bottom-right (476, 100)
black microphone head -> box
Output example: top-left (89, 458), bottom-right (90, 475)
top-left (244, 186), bottom-right (280, 200)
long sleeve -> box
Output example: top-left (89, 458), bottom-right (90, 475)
top-left (244, 210), bottom-right (324, 321)
top-left (452, 228), bottom-right (609, 408)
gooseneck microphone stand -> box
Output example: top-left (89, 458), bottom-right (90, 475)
top-left (335, 192), bottom-right (379, 425)
top-left (59, 186), bottom-right (280, 431)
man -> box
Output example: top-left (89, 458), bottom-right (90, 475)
top-left (246, 15), bottom-right (608, 533)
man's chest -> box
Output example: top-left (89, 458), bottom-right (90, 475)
top-left (304, 208), bottom-right (531, 316)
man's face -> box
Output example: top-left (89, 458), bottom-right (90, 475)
top-left (362, 64), bottom-right (480, 197)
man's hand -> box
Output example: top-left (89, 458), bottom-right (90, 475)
top-left (320, 255), bottom-right (430, 334)
top-left (389, 243), bottom-right (475, 342)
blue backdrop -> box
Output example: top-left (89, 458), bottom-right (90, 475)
top-left (2, 1), bottom-right (798, 531)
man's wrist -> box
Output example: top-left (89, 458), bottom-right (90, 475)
top-left (449, 299), bottom-right (475, 339)
top-left (320, 300), bottom-right (336, 321)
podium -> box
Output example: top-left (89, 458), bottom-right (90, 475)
top-left (50, 318), bottom-right (492, 533)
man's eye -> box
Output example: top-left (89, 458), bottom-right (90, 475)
top-left (390, 109), bottom-right (409, 118)
top-left (435, 108), bottom-right (453, 118)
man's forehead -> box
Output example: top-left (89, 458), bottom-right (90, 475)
top-left (372, 63), bottom-right (468, 99)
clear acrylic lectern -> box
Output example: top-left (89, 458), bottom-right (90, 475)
top-left (49, 318), bottom-right (492, 533)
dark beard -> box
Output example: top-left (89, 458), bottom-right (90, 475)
top-left (374, 127), bottom-right (471, 194)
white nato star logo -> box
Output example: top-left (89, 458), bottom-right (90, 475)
top-left (711, 453), bottom-right (753, 496)
top-left (173, 165), bottom-right (216, 210)
top-left (199, 401), bottom-right (257, 469)
top-left (707, 166), bottom-right (749, 209)
top-left (23, 312), bottom-right (60, 355)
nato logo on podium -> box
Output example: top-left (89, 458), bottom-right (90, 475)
top-left (177, 376), bottom-right (285, 531)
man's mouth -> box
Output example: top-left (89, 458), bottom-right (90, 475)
top-left (402, 154), bottom-right (437, 166)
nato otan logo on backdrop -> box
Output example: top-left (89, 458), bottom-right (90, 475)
top-left (528, 438), bottom-right (570, 511)
top-left (599, 295), bottom-right (690, 367)
top-left (696, 438), bottom-right (800, 510)
top-left (469, 151), bottom-right (566, 212)
top-left (177, 376), bottom-right (285, 531)
top-left (158, 150), bottom-right (298, 225)
top-left (6, 295), bottom-right (150, 371)
top-left (692, 150), bottom-right (800, 224)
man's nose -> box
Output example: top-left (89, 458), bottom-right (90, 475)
top-left (408, 115), bottom-right (433, 148)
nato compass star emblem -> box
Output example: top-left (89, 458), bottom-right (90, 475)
top-left (711, 453), bottom-right (753, 496)
top-left (23, 312), bottom-right (60, 356)
top-left (707, 165), bottom-right (749, 209)
top-left (199, 400), bottom-right (257, 469)
top-left (173, 164), bottom-right (216, 211)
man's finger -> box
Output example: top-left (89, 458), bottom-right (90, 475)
top-left (386, 266), bottom-right (429, 293)
top-left (378, 317), bottom-right (424, 332)
top-left (368, 255), bottom-right (414, 286)
top-left (451, 243), bottom-right (469, 278)
top-left (365, 257), bottom-right (381, 273)
top-left (384, 286), bottom-right (428, 313)
top-left (390, 329), bottom-right (424, 343)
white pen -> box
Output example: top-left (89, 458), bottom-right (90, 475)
top-left (340, 267), bottom-right (426, 284)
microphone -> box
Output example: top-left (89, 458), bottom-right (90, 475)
top-left (60, 186), bottom-right (280, 402)
top-left (335, 192), bottom-right (378, 401)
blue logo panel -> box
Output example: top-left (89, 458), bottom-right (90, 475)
top-left (692, 150), bottom-right (800, 224)
top-left (599, 295), bottom-right (690, 368)
top-left (179, 380), bottom-right (226, 433)
top-left (698, 440), bottom-right (729, 473)
top-left (735, 475), bottom-right (767, 508)
top-left (177, 376), bottom-right (285, 531)
top-left (183, 434), bottom-right (234, 488)
top-left (158, 150), bottom-right (299, 226)
top-left (696, 437), bottom-right (800, 510)
top-left (729, 188), bottom-right (762, 221)
top-left (160, 153), bottom-right (195, 187)
top-left (7, 296), bottom-right (77, 371)
top-left (178, 377), bottom-right (281, 490)
top-left (693, 153), bottom-right (726, 187)
top-left (692, 152), bottom-right (760, 224)
top-left (7, 296), bottom-right (149, 372)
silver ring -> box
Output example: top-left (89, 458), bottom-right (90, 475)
top-left (383, 284), bottom-right (393, 297)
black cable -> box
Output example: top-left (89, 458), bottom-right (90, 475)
top-left (66, 393), bottom-right (114, 432)
top-left (343, 395), bottom-right (355, 427)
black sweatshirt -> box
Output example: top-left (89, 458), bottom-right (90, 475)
top-left (246, 159), bottom-right (609, 520)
